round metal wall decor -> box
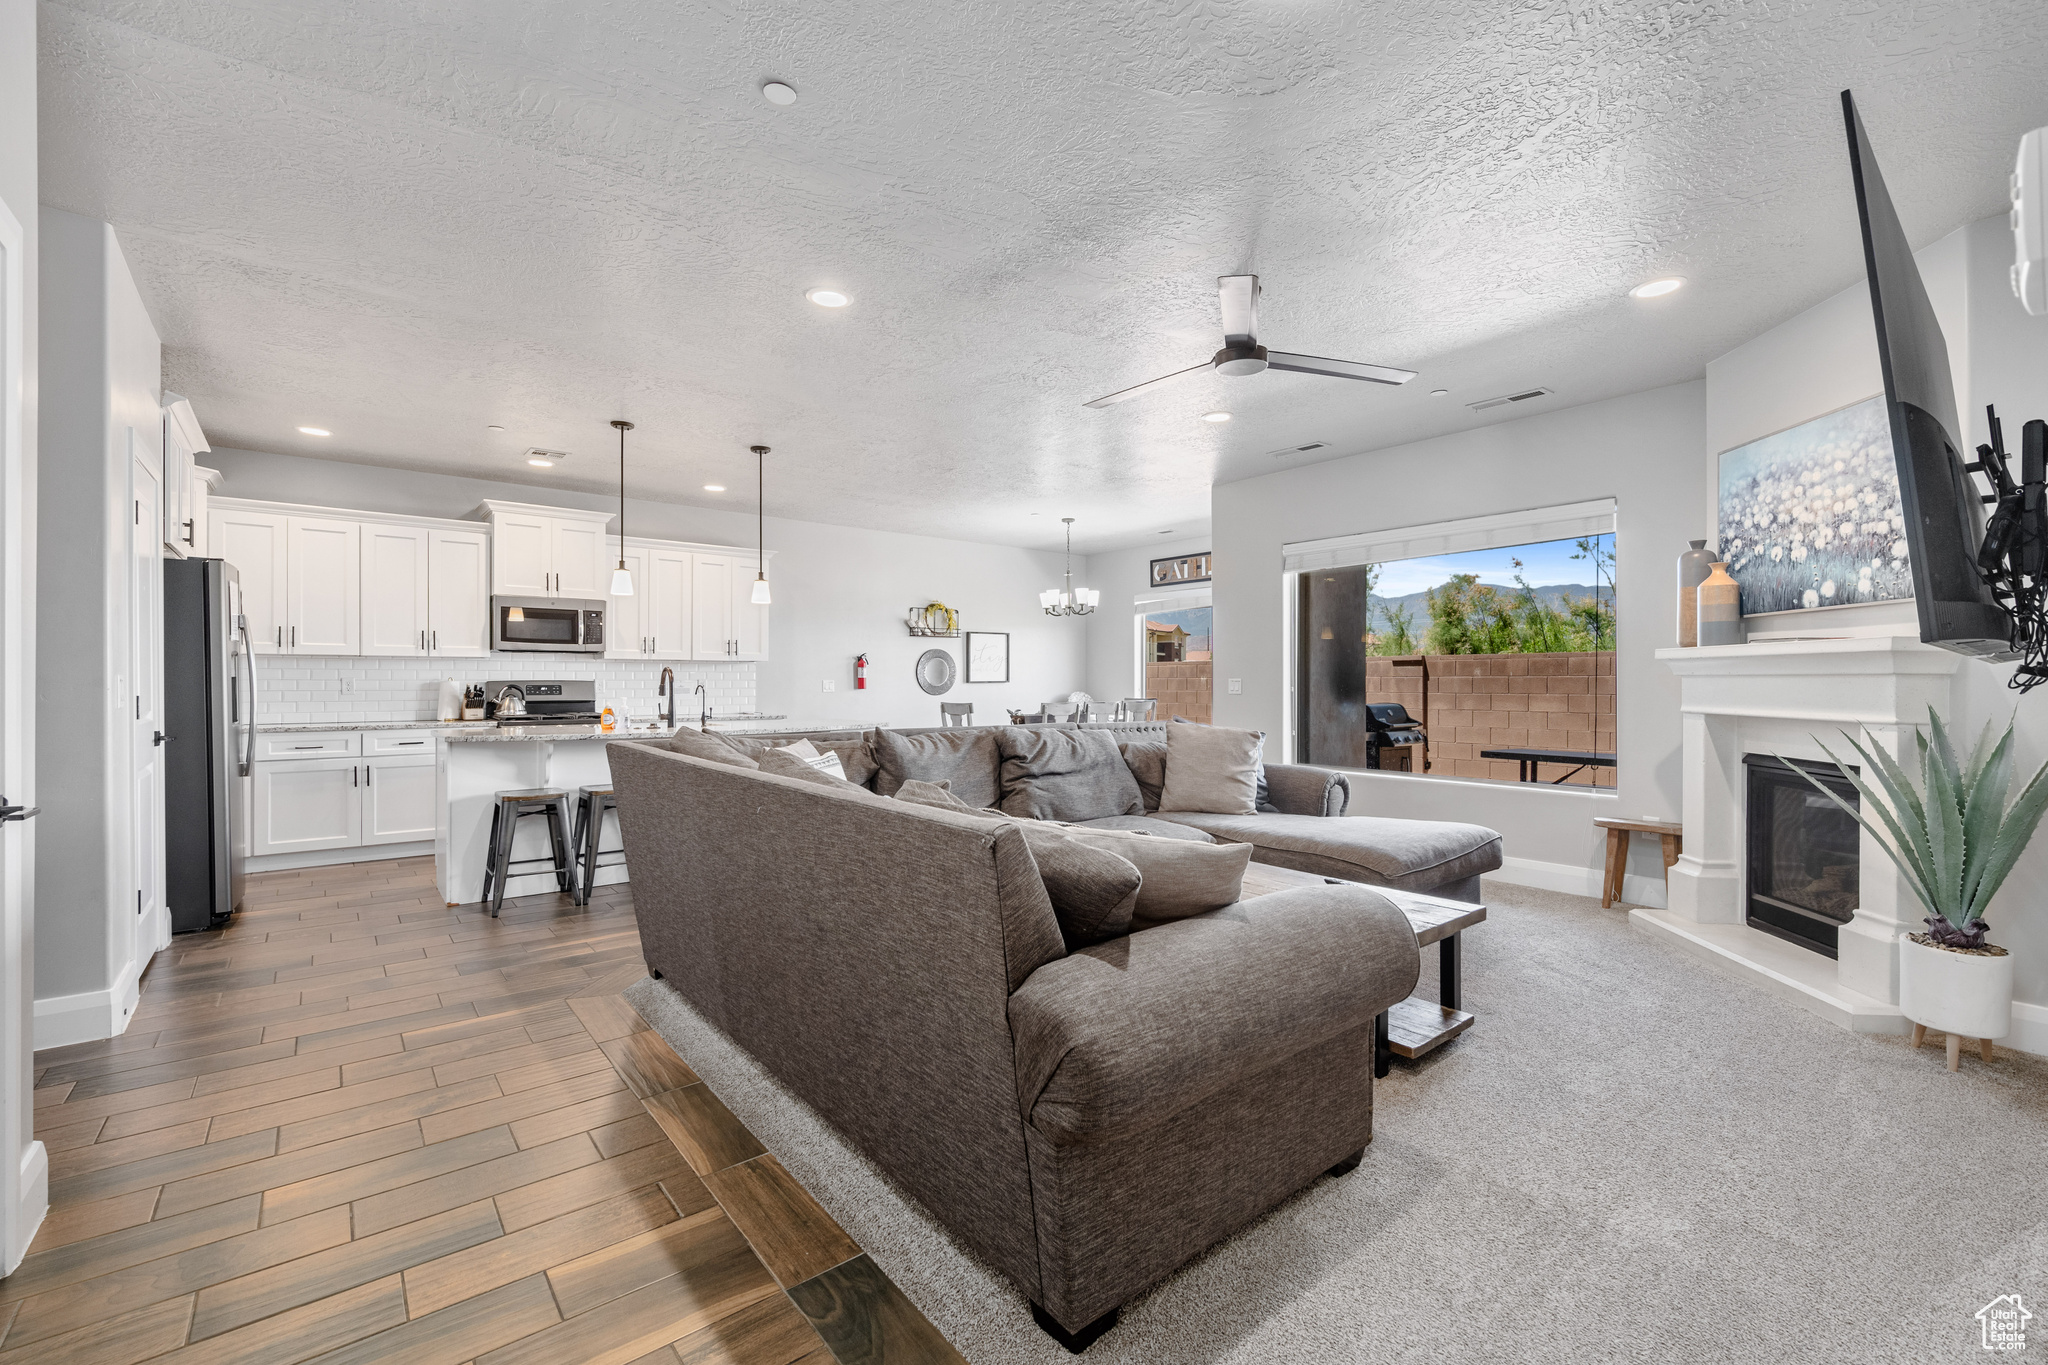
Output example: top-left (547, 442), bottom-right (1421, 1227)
top-left (915, 649), bottom-right (957, 695)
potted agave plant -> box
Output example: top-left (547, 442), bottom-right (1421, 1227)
top-left (1787, 707), bottom-right (2048, 1071)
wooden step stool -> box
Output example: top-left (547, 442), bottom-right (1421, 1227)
top-left (1594, 816), bottom-right (1683, 908)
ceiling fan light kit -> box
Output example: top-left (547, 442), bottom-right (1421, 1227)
top-left (1085, 274), bottom-right (1419, 408)
top-left (1042, 518), bottom-right (1098, 617)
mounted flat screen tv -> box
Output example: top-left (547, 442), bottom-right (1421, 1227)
top-left (1841, 90), bottom-right (2013, 658)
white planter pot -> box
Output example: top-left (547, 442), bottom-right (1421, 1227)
top-left (1898, 934), bottom-right (2012, 1039)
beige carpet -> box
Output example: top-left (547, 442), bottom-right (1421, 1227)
top-left (625, 879), bottom-right (2048, 1363)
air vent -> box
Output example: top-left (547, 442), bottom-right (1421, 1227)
top-left (522, 447), bottom-right (569, 462)
top-left (1467, 388), bottom-right (1553, 412)
top-left (1266, 441), bottom-right (1331, 458)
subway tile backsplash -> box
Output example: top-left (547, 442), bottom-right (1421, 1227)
top-left (254, 655), bottom-right (756, 726)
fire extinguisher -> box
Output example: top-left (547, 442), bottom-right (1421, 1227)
top-left (854, 653), bottom-right (868, 690)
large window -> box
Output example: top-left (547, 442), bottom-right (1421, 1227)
top-left (1139, 604), bottom-right (1212, 722)
top-left (1288, 501), bottom-right (1617, 787)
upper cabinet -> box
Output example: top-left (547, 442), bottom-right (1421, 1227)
top-left (686, 550), bottom-right (772, 660)
top-left (284, 516), bottom-right (362, 655)
top-left (361, 523), bottom-right (429, 657)
top-left (477, 501), bottom-right (611, 599)
top-left (426, 527), bottom-right (491, 656)
top-left (211, 506), bottom-right (288, 654)
top-left (160, 394), bottom-right (209, 558)
top-left (606, 541), bottom-right (695, 658)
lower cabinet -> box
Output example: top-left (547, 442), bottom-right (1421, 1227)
top-left (253, 733), bottom-right (437, 857)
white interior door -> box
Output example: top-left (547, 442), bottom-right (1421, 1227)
top-left (606, 544), bottom-right (646, 658)
top-left (730, 554), bottom-right (769, 661)
top-left (551, 519), bottom-right (603, 598)
top-left (427, 528), bottom-right (490, 657)
top-left (0, 193), bottom-right (47, 1274)
top-left (361, 523), bottom-right (428, 657)
top-left (491, 512), bottom-right (551, 596)
top-left (691, 553), bottom-right (732, 658)
top-left (130, 450), bottom-right (166, 961)
top-left (363, 756), bottom-right (435, 843)
top-left (647, 548), bottom-right (691, 658)
top-left (211, 508), bottom-right (287, 653)
top-left (285, 516), bottom-right (361, 655)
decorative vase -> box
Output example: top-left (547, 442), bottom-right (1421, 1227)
top-left (1899, 933), bottom-right (2012, 1069)
top-left (1676, 540), bottom-right (1716, 647)
top-left (1696, 561), bottom-right (1745, 646)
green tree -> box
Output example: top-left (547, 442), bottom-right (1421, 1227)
top-left (1375, 602), bottom-right (1418, 655)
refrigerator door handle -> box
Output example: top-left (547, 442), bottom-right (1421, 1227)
top-left (237, 619), bottom-right (259, 777)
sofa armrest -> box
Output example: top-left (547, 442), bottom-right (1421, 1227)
top-left (1007, 884), bottom-right (1419, 1144)
top-left (1264, 763), bottom-right (1350, 817)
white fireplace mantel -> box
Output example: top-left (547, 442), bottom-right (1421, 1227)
top-left (1636, 632), bottom-right (1960, 1034)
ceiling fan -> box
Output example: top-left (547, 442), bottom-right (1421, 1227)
top-left (1084, 274), bottom-right (1417, 408)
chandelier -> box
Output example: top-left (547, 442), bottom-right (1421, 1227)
top-left (1041, 517), bottom-right (1099, 617)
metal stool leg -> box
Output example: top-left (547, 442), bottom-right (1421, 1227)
top-left (489, 803), bottom-right (520, 918)
top-left (570, 792), bottom-right (592, 906)
top-left (545, 797), bottom-right (576, 899)
top-left (481, 803), bottom-right (503, 908)
top-left (580, 794), bottom-right (602, 905)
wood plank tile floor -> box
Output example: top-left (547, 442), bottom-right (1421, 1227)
top-left (8, 856), bottom-right (965, 1365)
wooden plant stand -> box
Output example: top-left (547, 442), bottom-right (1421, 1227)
top-left (1912, 1023), bottom-right (1996, 1072)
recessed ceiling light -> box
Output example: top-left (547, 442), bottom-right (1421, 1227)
top-left (1429, 389), bottom-right (1449, 397)
top-left (762, 81), bottom-right (797, 106)
top-left (703, 484), bottom-right (726, 492)
top-left (806, 288), bottom-right (849, 308)
top-left (527, 457), bottom-right (555, 467)
top-left (486, 424), bottom-right (504, 432)
top-left (1630, 277), bottom-right (1685, 299)
top-left (297, 426), bottom-right (330, 437)
top-left (1200, 411), bottom-right (1231, 422)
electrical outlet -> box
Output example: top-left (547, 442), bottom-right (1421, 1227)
top-left (1228, 678), bottom-right (1243, 694)
top-left (821, 679), bottom-right (835, 692)
top-left (341, 679), bottom-right (355, 694)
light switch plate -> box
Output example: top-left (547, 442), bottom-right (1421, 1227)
top-left (822, 679), bottom-right (835, 692)
top-left (1228, 678), bottom-right (1243, 694)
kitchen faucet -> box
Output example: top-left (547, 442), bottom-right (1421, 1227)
top-left (694, 682), bottom-right (709, 731)
top-left (658, 668), bottom-right (676, 729)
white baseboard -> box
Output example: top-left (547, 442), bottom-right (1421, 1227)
top-left (4, 1140), bottom-right (47, 1276)
top-left (2005, 1001), bottom-right (2048, 1058)
top-left (1490, 854), bottom-right (1668, 909)
top-left (248, 841), bottom-right (432, 873)
top-left (33, 955), bottom-right (144, 1049)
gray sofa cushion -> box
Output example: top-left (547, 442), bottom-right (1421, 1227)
top-left (872, 727), bottom-right (1001, 807)
top-left (1070, 814), bottom-right (1214, 842)
top-left (895, 780), bottom-right (1140, 946)
top-left (1262, 764), bottom-right (1350, 818)
top-left (661, 728), bottom-right (761, 769)
top-left (1153, 812), bottom-right (1504, 893)
top-left (1157, 722), bottom-right (1262, 815)
top-left (1007, 883), bottom-right (1420, 1143)
top-left (817, 733), bottom-right (880, 788)
top-left (757, 747), bottom-right (865, 791)
top-left (1119, 740), bottom-right (1166, 812)
top-left (995, 728), bottom-right (1143, 822)
top-left (1062, 830), bottom-right (1253, 927)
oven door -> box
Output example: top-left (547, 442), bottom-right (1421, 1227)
top-left (492, 597), bottom-right (601, 652)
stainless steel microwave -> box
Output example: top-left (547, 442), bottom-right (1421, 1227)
top-left (491, 596), bottom-right (606, 653)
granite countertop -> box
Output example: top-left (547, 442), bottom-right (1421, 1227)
top-left (258, 720), bottom-right (497, 733)
top-left (446, 725), bottom-right (687, 744)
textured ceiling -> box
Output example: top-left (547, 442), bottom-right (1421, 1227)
top-left (39, 0), bottom-right (2048, 553)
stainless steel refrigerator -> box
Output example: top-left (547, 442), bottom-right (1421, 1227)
top-left (164, 557), bottom-right (254, 930)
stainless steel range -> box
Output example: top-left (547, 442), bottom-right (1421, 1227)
top-left (484, 679), bottom-right (604, 729)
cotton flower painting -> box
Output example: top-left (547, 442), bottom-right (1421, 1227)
top-left (1715, 395), bottom-right (1913, 615)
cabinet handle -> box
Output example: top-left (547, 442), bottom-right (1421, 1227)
top-left (293, 744), bottom-right (322, 750)
top-left (366, 765), bottom-right (373, 788)
top-left (182, 518), bottom-right (194, 545)
top-left (352, 765), bottom-right (359, 788)
top-left (432, 631), bottom-right (437, 650)
top-left (276, 626), bottom-right (283, 648)
top-left (291, 626), bottom-right (297, 648)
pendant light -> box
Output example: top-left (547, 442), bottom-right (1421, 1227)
top-left (1041, 517), bottom-right (1098, 616)
top-left (749, 444), bottom-right (772, 604)
top-left (609, 420), bottom-right (634, 596)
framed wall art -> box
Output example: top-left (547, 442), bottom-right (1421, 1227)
top-left (965, 631), bottom-right (1009, 683)
top-left (1150, 551), bottom-right (1212, 588)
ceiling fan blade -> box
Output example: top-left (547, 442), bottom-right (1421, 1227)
top-left (1265, 351), bottom-right (1417, 386)
top-left (1218, 275), bottom-right (1260, 343)
top-left (1083, 362), bottom-right (1211, 408)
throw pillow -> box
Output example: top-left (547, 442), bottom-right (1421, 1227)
top-left (1157, 722), bottom-right (1264, 815)
top-left (870, 727), bottom-right (1001, 807)
top-left (773, 739), bottom-right (850, 782)
top-left (818, 732), bottom-right (880, 788)
top-left (1119, 739), bottom-right (1167, 812)
top-left (757, 746), bottom-right (863, 791)
top-left (1063, 830), bottom-right (1252, 927)
top-left (1169, 716), bottom-right (1276, 812)
top-left (994, 727), bottom-right (1144, 822)
top-left (662, 727), bottom-right (761, 769)
top-left (894, 780), bottom-right (1138, 945)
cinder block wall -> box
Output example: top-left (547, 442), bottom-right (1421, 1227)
top-left (1365, 652), bottom-right (1616, 788)
top-left (1145, 660), bottom-right (1213, 723)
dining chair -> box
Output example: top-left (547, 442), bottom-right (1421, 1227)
top-left (1117, 698), bottom-right (1158, 721)
top-left (939, 702), bottom-right (974, 727)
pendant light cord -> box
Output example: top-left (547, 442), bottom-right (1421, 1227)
top-left (610, 420), bottom-right (633, 567)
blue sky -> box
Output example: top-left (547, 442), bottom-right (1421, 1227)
top-left (1370, 535), bottom-right (1611, 597)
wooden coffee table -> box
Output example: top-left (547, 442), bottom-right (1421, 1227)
top-left (1241, 864), bottom-right (1487, 1077)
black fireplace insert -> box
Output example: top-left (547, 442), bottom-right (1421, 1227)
top-left (1743, 754), bottom-right (1860, 958)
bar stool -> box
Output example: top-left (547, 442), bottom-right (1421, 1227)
top-left (572, 783), bottom-right (626, 905)
top-left (481, 788), bottom-right (577, 917)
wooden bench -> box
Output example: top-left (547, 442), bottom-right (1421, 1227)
top-left (1593, 816), bottom-right (1682, 908)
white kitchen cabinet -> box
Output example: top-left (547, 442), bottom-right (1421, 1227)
top-left (253, 757), bottom-right (364, 855)
top-left (211, 506), bottom-right (288, 654)
top-left (606, 544), bottom-right (647, 657)
top-left (285, 516), bottom-right (362, 655)
top-left (161, 394), bottom-right (207, 558)
top-left (690, 552), bottom-right (733, 659)
top-left (361, 522), bottom-right (430, 656)
top-left (731, 553), bottom-right (770, 661)
top-left (478, 501), bottom-right (612, 599)
top-left (647, 547), bottom-right (693, 658)
top-left (190, 467), bottom-right (221, 556)
top-left (364, 755), bottom-right (437, 844)
top-left (427, 527), bottom-right (491, 656)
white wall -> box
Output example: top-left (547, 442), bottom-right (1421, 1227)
top-left (35, 210), bottom-right (161, 1047)
top-left (1085, 532), bottom-right (1212, 707)
top-left (200, 448), bottom-right (1090, 730)
top-left (1212, 383), bottom-right (1707, 903)
top-left (0, 0), bottom-right (42, 1276)
top-left (1704, 213), bottom-right (2048, 1022)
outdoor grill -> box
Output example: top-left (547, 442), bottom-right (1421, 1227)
top-left (1364, 702), bottom-right (1427, 771)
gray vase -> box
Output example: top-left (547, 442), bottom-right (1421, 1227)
top-left (1676, 539), bottom-right (1715, 647)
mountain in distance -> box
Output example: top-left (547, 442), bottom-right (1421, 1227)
top-left (1366, 582), bottom-right (1607, 630)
